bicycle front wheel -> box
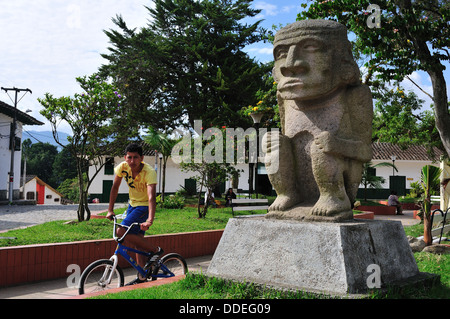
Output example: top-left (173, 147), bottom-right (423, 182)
top-left (78, 259), bottom-right (124, 295)
top-left (152, 253), bottom-right (188, 279)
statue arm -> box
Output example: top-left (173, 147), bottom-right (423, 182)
top-left (314, 131), bottom-right (372, 163)
top-left (315, 84), bottom-right (373, 163)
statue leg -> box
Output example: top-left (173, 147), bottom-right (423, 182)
top-left (310, 141), bottom-right (352, 219)
top-left (344, 160), bottom-right (364, 209)
top-left (262, 132), bottom-right (300, 211)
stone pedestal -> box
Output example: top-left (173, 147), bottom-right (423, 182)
top-left (207, 217), bottom-right (425, 295)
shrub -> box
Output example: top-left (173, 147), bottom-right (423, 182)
top-left (161, 195), bottom-right (185, 209)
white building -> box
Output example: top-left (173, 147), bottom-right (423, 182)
top-left (23, 175), bottom-right (63, 205)
top-left (88, 141), bottom-right (443, 203)
top-left (88, 152), bottom-right (254, 203)
top-left (360, 142), bottom-right (442, 199)
top-left (0, 101), bottom-right (43, 202)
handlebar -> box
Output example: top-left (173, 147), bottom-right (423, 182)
top-left (111, 215), bottom-right (140, 243)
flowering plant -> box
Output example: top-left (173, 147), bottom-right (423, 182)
top-left (241, 100), bottom-right (270, 116)
top-left (241, 81), bottom-right (277, 116)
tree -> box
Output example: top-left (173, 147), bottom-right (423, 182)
top-left (299, 0), bottom-right (449, 156)
top-left (21, 140), bottom-right (58, 187)
top-left (372, 86), bottom-right (443, 158)
top-left (176, 126), bottom-right (241, 218)
top-left (181, 161), bottom-right (239, 218)
top-left (57, 174), bottom-right (86, 203)
top-left (360, 161), bottom-right (398, 201)
top-left (101, 0), bottom-right (272, 130)
top-left (419, 164), bottom-right (441, 245)
top-left (39, 74), bottom-right (125, 221)
top-left (51, 146), bottom-right (78, 187)
top-left (100, 17), bottom-right (176, 131)
top-left (144, 127), bottom-right (179, 203)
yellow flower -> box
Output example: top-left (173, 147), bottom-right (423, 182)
top-left (273, 81), bottom-right (277, 85)
top-left (253, 107), bottom-right (259, 112)
top-left (257, 100), bottom-right (263, 105)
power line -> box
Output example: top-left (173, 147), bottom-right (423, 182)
top-left (22, 129), bottom-right (45, 144)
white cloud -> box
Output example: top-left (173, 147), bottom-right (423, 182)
top-left (254, 1), bottom-right (279, 17)
top-left (400, 71), bottom-right (434, 107)
top-left (247, 47), bottom-right (273, 55)
top-left (0, 0), bottom-right (151, 133)
top-left (282, 5), bottom-right (298, 13)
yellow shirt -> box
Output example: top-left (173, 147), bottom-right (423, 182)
top-left (114, 161), bottom-right (157, 207)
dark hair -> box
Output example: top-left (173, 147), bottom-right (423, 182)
top-left (125, 143), bottom-right (143, 156)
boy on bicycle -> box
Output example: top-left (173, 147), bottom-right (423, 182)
top-left (106, 143), bottom-right (162, 285)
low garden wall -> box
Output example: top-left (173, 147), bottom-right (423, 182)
top-left (0, 229), bottom-right (223, 287)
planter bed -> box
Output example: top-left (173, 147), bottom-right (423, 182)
top-left (357, 205), bottom-right (396, 215)
top-left (353, 211), bottom-right (374, 220)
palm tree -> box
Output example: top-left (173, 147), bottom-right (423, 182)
top-left (419, 165), bottom-right (441, 246)
top-left (144, 127), bottom-right (178, 203)
top-left (360, 161), bottom-right (398, 201)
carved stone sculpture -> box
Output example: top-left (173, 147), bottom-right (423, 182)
top-left (263, 20), bottom-right (373, 222)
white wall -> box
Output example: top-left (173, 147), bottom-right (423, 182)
top-left (0, 113), bottom-right (23, 200)
top-left (42, 186), bottom-right (62, 205)
top-left (370, 159), bottom-right (438, 189)
top-left (89, 155), bottom-right (253, 197)
top-left (23, 178), bottom-right (37, 201)
top-left (23, 178), bottom-right (62, 204)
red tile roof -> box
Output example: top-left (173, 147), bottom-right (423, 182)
top-left (371, 142), bottom-right (442, 162)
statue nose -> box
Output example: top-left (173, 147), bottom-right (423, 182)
top-left (281, 45), bottom-right (309, 76)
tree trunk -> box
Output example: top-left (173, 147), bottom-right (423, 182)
top-left (75, 157), bottom-right (91, 221)
top-left (162, 157), bottom-right (167, 202)
top-left (423, 213), bottom-right (433, 246)
top-left (202, 198), bottom-right (209, 219)
top-left (428, 66), bottom-right (450, 158)
top-left (197, 176), bottom-right (205, 219)
top-left (76, 161), bottom-right (85, 222)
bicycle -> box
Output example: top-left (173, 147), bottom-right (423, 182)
top-left (78, 216), bottom-right (188, 295)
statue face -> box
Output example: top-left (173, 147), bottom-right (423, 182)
top-left (273, 36), bottom-right (339, 101)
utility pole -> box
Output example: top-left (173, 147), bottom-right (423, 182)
top-left (1, 87), bottom-right (32, 203)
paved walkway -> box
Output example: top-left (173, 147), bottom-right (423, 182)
top-left (373, 209), bottom-right (421, 226)
top-left (0, 255), bottom-right (212, 299)
top-left (0, 203), bottom-right (126, 232)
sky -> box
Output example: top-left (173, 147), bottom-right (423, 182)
top-left (0, 0), bottom-right (446, 138)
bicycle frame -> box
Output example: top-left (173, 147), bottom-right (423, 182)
top-left (113, 242), bottom-right (151, 279)
top-left (104, 216), bottom-right (176, 283)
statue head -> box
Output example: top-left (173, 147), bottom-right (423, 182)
top-left (273, 20), bottom-right (360, 102)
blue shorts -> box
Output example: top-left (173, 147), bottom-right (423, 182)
top-left (121, 205), bottom-right (149, 236)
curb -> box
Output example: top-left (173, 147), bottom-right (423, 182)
top-left (69, 275), bottom-right (186, 299)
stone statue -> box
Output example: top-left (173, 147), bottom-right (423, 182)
top-left (263, 20), bottom-right (373, 222)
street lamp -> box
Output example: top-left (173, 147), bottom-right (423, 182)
top-left (391, 155), bottom-right (396, 176)
top-left (250, 113), bottom-right (263, 199)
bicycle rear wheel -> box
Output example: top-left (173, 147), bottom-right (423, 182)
top-left (78, 259), bottom-right (124, 295)
top-left (152, 253), bottom-right (188, 279)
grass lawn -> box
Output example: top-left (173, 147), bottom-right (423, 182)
top-left (0, 205), bottom-right (263, 247)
